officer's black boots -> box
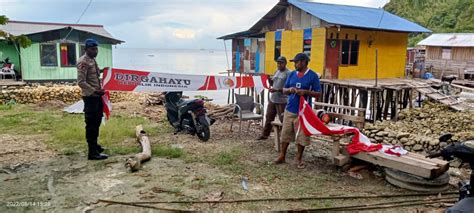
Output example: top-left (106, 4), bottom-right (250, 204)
top-left (88, 149), bottom-right (108, 160)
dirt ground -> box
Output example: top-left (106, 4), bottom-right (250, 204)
top-left (0, 102), bottom-right (460, 212)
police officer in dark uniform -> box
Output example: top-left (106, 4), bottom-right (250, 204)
top-left (77, 39), bottom-right (108, 160)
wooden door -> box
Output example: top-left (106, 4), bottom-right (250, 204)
top-left (325, 39), bottom-right (340, 79)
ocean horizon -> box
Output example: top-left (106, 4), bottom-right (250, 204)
top-left (112, 48), bottom-right (233, 104)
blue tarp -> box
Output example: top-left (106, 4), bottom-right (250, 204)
top-left (289, 0), bottom-right (431, 33)
top-left (275, 30), bottom-right (282, 41)
top-left (303, 28), bottom-right (312, 40)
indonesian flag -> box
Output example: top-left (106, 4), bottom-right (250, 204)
top-left (60, 45), bottom-right (68, 66)
top-left (297, 96), bottom-right (382, 155)
top-left (102, 90), bottom-right (112, 121)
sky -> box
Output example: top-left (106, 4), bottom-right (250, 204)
top-left (0, 0), bottom-right (389, 49)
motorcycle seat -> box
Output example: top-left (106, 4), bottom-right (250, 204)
top-left (177, 99), bottom-right (195, 108)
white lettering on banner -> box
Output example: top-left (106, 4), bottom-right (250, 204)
top-left (103, 68), bottom-right (269, 92)
top-left (114, 73), bottom-right (191, 87)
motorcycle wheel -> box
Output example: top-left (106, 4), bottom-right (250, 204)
top-left (196, 124), bottom-right (210, 142)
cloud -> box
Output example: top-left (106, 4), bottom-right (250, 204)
top-left (1, 0), bottom-right (389, 49)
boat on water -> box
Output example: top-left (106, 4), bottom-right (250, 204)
top-left (147, 54), bottom-right (155, 57)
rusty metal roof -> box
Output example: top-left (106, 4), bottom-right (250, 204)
top-left (0, 20), bottom-right (123, 44)
top-left (418, 33), bottom-right (474, 47)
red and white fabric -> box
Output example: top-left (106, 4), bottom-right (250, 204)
top-left (380, 145), bottom-right (408, 157)
top-left (102, 68), bottom-right (269, 92)
top-left (297, 96), bottom-right (383, 155)
top-left (101, 90), bottom-right (112, 123)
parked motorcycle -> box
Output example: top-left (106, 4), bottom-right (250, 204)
top-left (164, 92), bottom-right (215, 142)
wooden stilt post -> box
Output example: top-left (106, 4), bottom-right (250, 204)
top-left (383, 89), bottom-right (393, 120)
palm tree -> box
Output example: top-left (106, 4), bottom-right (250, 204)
top-left (0, 15), bottom-right (32, 48)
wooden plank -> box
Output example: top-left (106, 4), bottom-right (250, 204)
top-left (405, 152), bottom-right (450, 166)
top-left (331, 138), bottom-right (341, 164)
top-left (334, 154), bottom-right (350, 167)
top-left (327, 113), bottom-right (364, 126)
top-left (452, 83), bottom-right (474, 92)
top-left (314, 102), bottom-right (365, 111)
top-left (351, 151), bottom-right (449, 179)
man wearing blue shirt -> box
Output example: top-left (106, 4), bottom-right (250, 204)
top-left (274, 53), bottom-right (321, 169)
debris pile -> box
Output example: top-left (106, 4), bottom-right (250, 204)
top-left (145, 93), bottom-right (165, 105)
top-left (206, 104), bottom-right (235, 120)
top-left (363, 102), bottom-right (474, 154)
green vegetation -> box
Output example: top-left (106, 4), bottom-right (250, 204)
top-left (384, 0), bottom-right (474, 47)
top-left (0, 104), bottom-right (176, 156)
top-left (0, 15), bottom-right (32, 48)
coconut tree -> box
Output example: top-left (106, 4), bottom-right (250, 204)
top-left (0, 15), bottom-right (32, 48)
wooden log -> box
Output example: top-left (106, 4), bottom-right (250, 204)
top-left (351, 151), bottom-right (449, 179)
top-left (125, 125), bottom-right (152, 172)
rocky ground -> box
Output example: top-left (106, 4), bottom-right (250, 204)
top-left (0, 100), bottom-right (463, 212)
top-left (0, 84), bottom-right (145, 104)
top-left (363, 102), bottom-right (474, 154)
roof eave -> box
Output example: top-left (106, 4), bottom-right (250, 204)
top-left (330, 24), bottom-right (432, 33)
top-left (18, 27), bottom-right (124, 44)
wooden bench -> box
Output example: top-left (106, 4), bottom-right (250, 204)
top-left (272, 102), bottom-right (366, 166)
top-left (271, 102), bottom-right (449, 179)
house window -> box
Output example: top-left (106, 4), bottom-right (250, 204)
top-left (442, 48), bottom-right (451, 60)
top-left (60, 43), bottom-right (77, 67)
top-left (340, 40), bottom-right (359, 65)
top-left (274, 40), bottom-right (281, 60)
top-left (40, 44), bottom-right (58, 67)
top-left (274, 30), bottom-right (282, 60)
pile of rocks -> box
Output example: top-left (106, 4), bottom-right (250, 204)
top-left (363, 102), bottom-right (474, 154)
top-left (0, 85), bottom-right (143, 104)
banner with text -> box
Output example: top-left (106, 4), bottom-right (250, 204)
top-left (102, 68), bottom-right (269, 92)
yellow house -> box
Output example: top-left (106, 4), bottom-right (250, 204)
top-left (218, 0), bottom-right (431, 80)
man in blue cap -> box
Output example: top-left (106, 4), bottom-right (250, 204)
top-left (274, 53), bottom-right (321, 169)
top-left (77, 38), bottom-right (108, 160)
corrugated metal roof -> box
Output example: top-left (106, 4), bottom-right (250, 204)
top-left (217, 30), bottom-right (264, 40)
top-left (218, 0), bottom-right (431, 39)
top-left (417, 33), bottom-right (474, 47)
top-left (0, 21), bottom-right (123, 44)
top-left (288, 0), bottom-right (431, 33)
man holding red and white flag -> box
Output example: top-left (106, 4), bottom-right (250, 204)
top-left (297, 95), bottom-right (383, 155)
top-left (274, 53), bottom-right (321, 169)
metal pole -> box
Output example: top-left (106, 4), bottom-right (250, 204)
top-left (223, 40), bottom-right (231, 104)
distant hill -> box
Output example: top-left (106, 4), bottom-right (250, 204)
top-left (384, 0), bottom-right (474, 47)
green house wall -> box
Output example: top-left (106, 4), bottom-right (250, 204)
top-left (0, 41), bottom-right (21, 70)
top-left (19, 43), bottom-right (112, 81)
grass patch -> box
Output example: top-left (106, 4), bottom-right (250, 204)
top-left (0, 104), bottom-right (168, 155)
top-left (152, 145), bottom-right (184, 158)
top-left (213, 149), bottom-right (241, 166)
